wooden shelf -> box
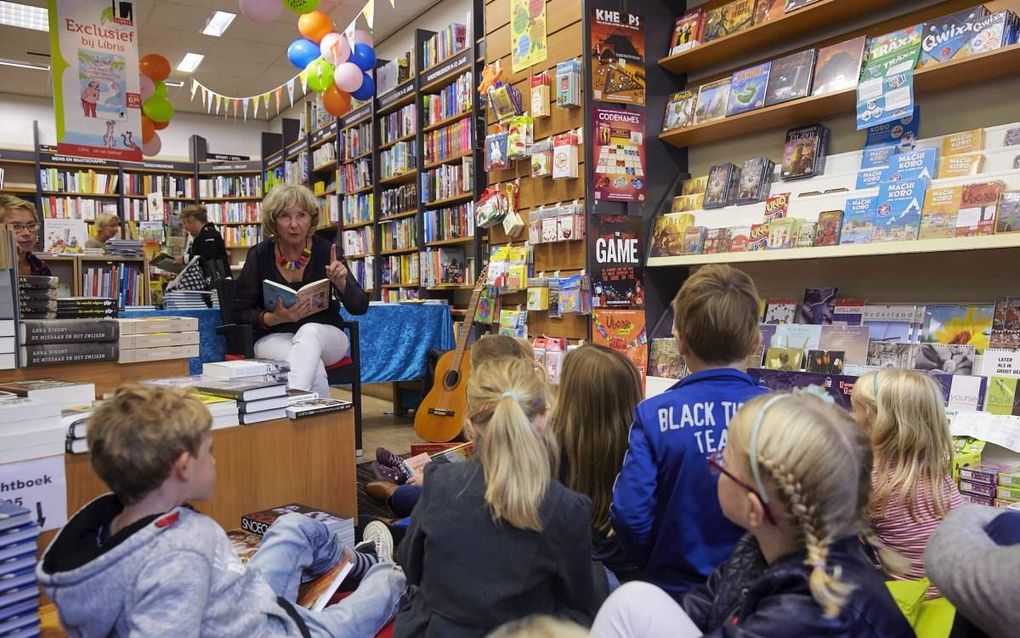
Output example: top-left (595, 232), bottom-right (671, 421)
top-left (661, 43), bottom-right (1020, 148)
top-left (379, 170), bottom-right (418, 186)
top-left (339, 184), bottom-right (373, 195)
top-left (342, 219), bottom-right (374, 229)
top-left (202, 195), bottom-right (262, 202)
top-left (423, 150), bottom-right (473, 171)
top-left (123, 194), bottom-right (193, 201)
top-left (1, 185), bottom-right (37, 194)
top-left (379, 133), bottom-right (416, 151)
top-left (317, 189), bottom-right (337, 196)
top-left (425, 236), bottom-right (475, 247)
top-left (380, 246), bottom-right (418, 256)
top-left (646, 233), bottom-right (1020, 268)
top-left (313, 160), bottom-right (338, 172)
top-left (379, 209), bottom-right (418, 221)
top-left (658, 0), bottom-right (898, 75)
top-left (423, 110), bottom-right (472, 133)
top-left (41, 191), bottom-right (118, 198)
top-left (342, 150), bottom-right (373, 162)
top-left (424, 192), bottom-right (472, 207)
top-left (344, 252), bottom-right (371, 260)
top-left (426, 284), bottom-right (474, 291)
top-left (382, 282), bottom-right (419, 288)
top-left (217, 221), bottom-right (261, 225)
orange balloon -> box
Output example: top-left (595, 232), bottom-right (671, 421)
top-left (322, 83), bottom-right (352, 117)
top-left (141, 116), bottom-right (155, 143)
top-left (140, 53), bottom-right (171, 82)
top-left (152, 118), bottom-right (170, 130)
top-left (298, 10), bottom-right (334, 44)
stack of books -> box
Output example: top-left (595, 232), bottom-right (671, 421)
top-left (0, 502), bottom-right (41, 637)
top-left (18, 317), bottom-right (120, 367)
top-left (62, 403), bottom-right (94, 455)
top-left (0, 244), bottom-right (14, 369)
top-left (105, 239), bottom-right (143, 258)
top-left (0, 394), bottom-right (63, 463)
top-left (241, 503), bottom-right (355, 546)
top-left (195, 361), bottom-right (290, 425)
top-left (163, 290), bottom-right (219, 310)
top-left (194, 393), bottom-right (241, 430)
top-left (117, 316), bottom-right (199, 364)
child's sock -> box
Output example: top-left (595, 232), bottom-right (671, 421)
top-left (347, 546), bottom-right (380, 582)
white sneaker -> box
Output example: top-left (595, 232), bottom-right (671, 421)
top-left (361, 520), bottom-right (394, 563)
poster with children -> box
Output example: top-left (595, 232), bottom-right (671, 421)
top-left (590, 9), bottom-right (646, 106)
top-left (592, 107), bottom-right (646, 203)
top-left (49, 0), bottom-right (142, 161)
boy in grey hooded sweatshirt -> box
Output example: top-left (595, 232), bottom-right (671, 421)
top-left (36, 384), bottom-right (405, 637)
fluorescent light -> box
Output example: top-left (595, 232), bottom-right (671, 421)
top-left (0, 1), bottom-right (49, 31)
top-left (176, 53), bottom-right (205, 73)
top-left (202, 11), bottom-right (236, 37)
top-left (165, 80), bottom-right (184, 88)
top-left (0, 57), bottom-right (49, 71)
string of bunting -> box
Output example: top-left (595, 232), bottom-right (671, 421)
top-left (189, 75), bottom-right (307, 122)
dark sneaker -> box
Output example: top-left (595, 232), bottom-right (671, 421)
top-left (372, 461), bottom-right (406, 484)
top-left (375, 447), bottom-right (404, 468)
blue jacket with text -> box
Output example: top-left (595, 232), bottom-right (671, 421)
top-left (611, 368), bottom-right (769, 597)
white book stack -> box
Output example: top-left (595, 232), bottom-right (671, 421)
top-left (0, 396), bottom-right (63, 463)
top-left (0, 501), bottom-right (41, 637)
top-left (117, 316), bottom-right (201, 363)
top-left (196, 395), bottom-right (241, 431)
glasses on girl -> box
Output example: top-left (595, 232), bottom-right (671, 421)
top-left (706, 449), bottom-right (777, 525)
top-left (9, 222), bottom-right (39, 232)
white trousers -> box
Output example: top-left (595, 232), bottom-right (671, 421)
top-left (254, 323), bottom-right (349, 399)
top-left (590, 581), bottom-right (703, 638)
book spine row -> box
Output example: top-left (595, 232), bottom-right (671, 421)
top-left (340, 123), bottom-right (373, 161)
top-left (380, 286), bottom-right (419, 302)
top-left (341, 193), bottom-right (373, 226)
top-left (198, 175), bottom-right (263, 198)
top-left (424, 203), bottom-right (474, 243)
top-left (123, 174), bottom-right (195, 197)
top-left (39, 197), bottom-right (116, 221)
top-left (380, 217), bottom-right (418, 251)
top-left (205, 201), bottom-right (262, 224)
top-left (222, 225), bottom-right (263, 248)
top-left (381, 253), bottom-right (419, 286)
top-left (339, 159), bottom-right (372, 194)
top-left (422, 72), bottom-right (472, 126)
top-left (39, 168), bottom-right (119, 194)
top-left (423, 118), bottom-right (472, 165)
top-left (380, 143), bottom-right (416, 179)
top-left (380, 183), bottom-right (417, 217)
top-left (318, 194), bottom-right (340, 224)
top-left (312, 143), bottom-right (337, 169)
top-left (341, 226), bottom-right (374, 256)
top-left (347, 256), bottom-right (375, 291)
top-left (421, 162), bottom-right (471, 203)
top-left (380, 104), bottom-right (417, 145)
top-left (422, 22), bottom-right (467, 69)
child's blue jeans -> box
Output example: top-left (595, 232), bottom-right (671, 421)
top-left (249, 513), bottom-right (405, 638)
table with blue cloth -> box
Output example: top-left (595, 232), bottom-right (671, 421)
top-left (125, 303), bottom-right (455, 383)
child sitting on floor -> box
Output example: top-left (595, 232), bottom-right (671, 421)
top-left (591, 390), bottom-right (914, 638)
top-left (37, 384), bottom-right (404, 638)
top-left (852, 368), bottom-right (962, 598)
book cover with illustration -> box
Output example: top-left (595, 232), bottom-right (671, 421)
top-left (694, 78), bottom-right (732, 125)
top-left (727, 62), bottom-right (771, 116)
top-left (44, 219), bottom-right (88, 254)
top-left (922, 304), bottom-right (995, 354)
top-left (919, 6), bottom-right (990, 66)
top-left (840, 197), bottom-right (876, 244)
top-left (592, 108), bottom-right (646, 203)
top-left (814, 210), bottom-right (844, 246)
top-left (819, 325), bottom-right (871, 366)
top-left (590, 9), bottom-right (646, 106)
top-left (648, 337), bottom-right (686, 379)
top-left (591, 215), bottom-right (643, 308)
top-left (880, 147), bottom-right (939, 182)
top-left (262, 279), bottom-right (331, 313)
top-left (781, 124), bottom-right (827, 180)
top-left (957, 181), bottom-right (1005, 236)
top-left (996, 190), bottom-right (1020, 234)
top-left (873, 178), bottom-right (927, 242)
top-left (920, 185), bottom-right (961, 239)
top-left (703, 0), bottom-right (755, 42)
top-left (812, 37), bottom-right (867, 96)
top-left (669, 9), bottom-right (704, 54)
top-left (592, 309), bottom-right (648, 378)
top-left (297, 547), bottom-right (354, 611)
top-left (663, 90), bottom-right (697, 131)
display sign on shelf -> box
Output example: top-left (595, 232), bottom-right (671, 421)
top-left (590, 9), bottom-right (645, 106)
top-left (510, 0), bottom-right (548, 73)
top-left (592, 107), bottom-right (646, 203)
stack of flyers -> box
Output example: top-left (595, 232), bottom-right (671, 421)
top-left (856, 26), bottom-right (923, 130)
top-left (735, 157), bottom-right (775, 204)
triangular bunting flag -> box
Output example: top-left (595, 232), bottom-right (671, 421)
top-left (232, 99), bottom-right (239, 118)
top-left (243, 97), bottom-right (250, 122)
top-left (286, 78), bottom-right (296, 107)
top-left (388, 0), bottom-right (395, 8)
top-left (253, 95), bottom-right (261, 119)
top-left (262, 92), bottom-right (271, 109)
top-left (362, 0), bottom-right (375, 29)
top-left (344, 19), bottom-right (356, 41)
top-left (190, 79), bottom-right (199, 101)
top-left (216, 94), bottom-right (222, 115)
top-left (206, 90), bottom-right (214, 113)
top-left (274, 87), bottom-right (282, 113)
top-left (300, 70), bottom-right (308, 94)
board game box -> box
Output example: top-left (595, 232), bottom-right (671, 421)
top-left (943, 128), bottom-right (984, 156)
top-left (649, 212), bottom-right (694, 257)
top-left (967, 11), bottom-right (1020, 56)
top-left (765, 192), bottom-right (789, 223)
top-left (735, 157), bottom-right (774, 204)
top-left (812, 36), bottom-right (867, 96)
top-left (785, 0), bottom-right (822, 12)
top-left (920, 184), bottom-right (962, 239)
top-left (695, 78), bottom-right (732, 124)
top-left (874, 178), bottom-right (927, 242)
top-left (939, 153), bottom-right (984, 177)
top-left (814, 210), bottom-right (844, 246)
top-left (767, 217), bottom-right (801, 250)
top-left (996, 190), bottom-right (1020, 234)
top-left (781, 123), bottom-right (829, 180)
top-left (663, 90), bottom-right (697, 131)
top-left (755, 0), bottom-right (785, 24)
top-left (704, 227), bottom-right (733, 254)
top-left (592, 309), bottom-right (648, 377)
top-left (591, 9), bottom-right (646, 106)
top-left (682, 175), bottom-right (709, 195)
top-left (671, 193), bottom-right (703, 212)
top-left (840, 197), bottom-right (877, 244)
top-left (764, 49), bottom-right (817, 106)
top-left (919, 6), bottom-right (990, 67)
top-left (703, 163), bottom-right (740, 208)
top-left (590, 215), bottom-right (643, 308)
top-left (957, 181), bottom-right (1005, 236)
top-left (865, 109), bottom-right (921, 148)
top-left (682, 226), bottom-right (707, 254)
top-left (881, 146), bottom-right (939, 182)
top-left (796, 222), bottom-right (817, 247)
top-left (592, 107), bottom-right (646, 203)
top-left (727, 62), bottom-right (771, 116)
top-left (703, 0), bottom-right (756, 43)
top-left (856, 167), bottom-right (886, 190)
top-left (669, 8), bottom-right (704, 55)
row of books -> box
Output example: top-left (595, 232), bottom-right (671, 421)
top-left (341, 225), bottom-right (373, 256)
top-left (311, 141), bottom-right (337, 170)
top-left (221, 225), bottom-right (263, 248)
top-left (339, 121), bottom-right (372, 163)
top-left (379, 103), bottom-right (416, 146)
top-left (341, 193), bottom-right (373, 226)
top-left (380, 183), bottom-right (417, 217)
top-left (338, 158), bottom-right (372, 194)
top-left (0, 502), bottom-right (41, 635)
top-left (423, 203), bottom-right (474, 244)
top-left (197, 175), bottom-right (262, 199)
top-left (423, 119), bottom-right (472, 165)
top-left (38, 168), bottom-right (119, 195)
top-left (380, 142), bottom-right (416, 180)
top-left (81, 264), bottom-right (145, 308)
top-left (204, 201), bottom-right (262, 224)
top-left (285, 154), bottom-right (309, 187)
top-left (124, 197), bottom-right (185, 222)
top-left (421, 247), bottom-right (467, 287)
top-left (421, 161), bottom-right (472, 204)
top-left (381, 286), bottom-right (420, 302)
top-left (421, 21), bottom-right (468, 70)
top-left (317, 193), bottom-right (340, 224)
top-left (376, 50), bottom-right (412, 95)
top-left (422, 72), bottom-right (472, 127)
top-left (665, 5), bottom-right (1019, 131)
top-left (346, 256), bottom-right (375, 291)
top-left (381, 252), bottom-right (419, 287)
top-left (38, 196), bottom-right (118, 220)
top-left (0, 257), bottom-right (13, 369)
top-left (122, 173), bottom-right (194, 198)
top-left (669, 0), bottom-right (818, 56)
top-left (380, 217), bottom-right (417, 251)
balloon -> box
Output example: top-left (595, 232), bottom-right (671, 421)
top-left (141, 116), bottom-right (156, 143)
top-left (287, 38), bottom-right (320, 70)
top-left (305, 58), bottom-right (335, 93)
top-left (320, 32), bottom-right (351, 66)
top-left (322, 84), bottom-right (352, 117)
top-left (238, 0), bottom-right (281, 22)
top-left (353, 29), bottom-right (374, 46)
top-left (142, 96), bottom-right (174, 123)
top-left (152, 118), bottom-right (170, 130)
top-left (142, 132), bottom-right (161, 157)
top-left (351, 73), bottom-right (374, 101)
top-left (282, 0), bottom-right (319, 14)
top-left (298, 10), bottom-right (333, 43)
top-left (139, 74), bottom-right (154, 101)
top-left (333, 62), bottom-right (363, 92)
top-left (348, 43), bottom-right (376, 72)
top-left (153, 81), bottom-right (167, 98)
top-left (139, 54), bottom-right (171, 82)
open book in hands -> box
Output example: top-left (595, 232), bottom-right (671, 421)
top-left (262, 278), bottom-right (332, 313)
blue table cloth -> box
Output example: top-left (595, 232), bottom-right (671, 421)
top-left (124, 303), bottom-right (455, 383)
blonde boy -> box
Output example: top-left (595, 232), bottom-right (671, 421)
top-left (37, 384), bottom-right (403, 637)
top-left (611, 265), bottom-right (768, 596)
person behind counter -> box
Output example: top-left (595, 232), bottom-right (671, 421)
top-left (232, 184), bottom-right (368, 399)
top-left (0, 194), bottom-right (51, 277)
top-left (176, 204), bottom-right (229, 284)
top-left (87, 212), bottom-right (121, 249)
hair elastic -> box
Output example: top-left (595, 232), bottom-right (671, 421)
top-left (500, 391), bottom-right (520, 400)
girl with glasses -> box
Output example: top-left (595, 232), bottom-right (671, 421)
top-left (0, 195), bottom-right (51, 277)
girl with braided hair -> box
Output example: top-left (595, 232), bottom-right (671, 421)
top-left (590, 390), bottom-right (913, 638)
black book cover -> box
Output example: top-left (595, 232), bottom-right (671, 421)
top-left (764, 49), bottom-right (817, 106)
top-left (19, 318), bottom-right (120, 345)
top-left (17, 276), bottom-right (59, 290)
top-left (20, 342), bottom-right (119, 367)
top-left (590, 215), bottom-right (644, 309)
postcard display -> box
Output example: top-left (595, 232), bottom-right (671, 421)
top-left (646, 0), bottom-right (1020, 484)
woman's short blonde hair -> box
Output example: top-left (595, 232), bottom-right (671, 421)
top-left (95, 212), bottom-right (120, 228)
top-left (0, 194), bottom-right (37, 222)
top-left (261, 184), bottom-right (320, 239)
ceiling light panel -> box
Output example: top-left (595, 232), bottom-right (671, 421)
top-left (176, 52), bottom-right (205, 73)
top-left (0, 1), bottom-right (49, 32)
top-left (202, 11), bottom-right (235, 37)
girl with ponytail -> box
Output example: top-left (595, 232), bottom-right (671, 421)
top-left (591, 391), bottom-right (913, 638)
top-left (394, 358), bottom-right (597, 638)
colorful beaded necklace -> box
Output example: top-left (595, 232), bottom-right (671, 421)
top-left (277, 243), bottom-right (312, 270)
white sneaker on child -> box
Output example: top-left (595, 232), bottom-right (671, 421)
top-left (359, 520), bottom-right (394, 563)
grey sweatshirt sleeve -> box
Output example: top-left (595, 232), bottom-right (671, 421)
top-left (924, 504), bottom-right (1020, 638)
top-left (127, 550), bottom-right (212, 636)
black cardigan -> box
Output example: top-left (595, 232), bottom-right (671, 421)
top-left (233, 236), bottom-right (368, 340)
top-left (395, 460), bottom-right (598, 638)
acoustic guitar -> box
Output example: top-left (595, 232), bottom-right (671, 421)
top-left (414, 266), bottom-right (489, 442)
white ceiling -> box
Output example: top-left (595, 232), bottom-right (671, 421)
top-left (0, 0), bottom-right (435, 117)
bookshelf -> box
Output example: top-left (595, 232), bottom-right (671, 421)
top-left (0, 148), bottom-right (39, 200)
top-left (35, 145), bottom-right (121, 225)
top-left (309, 119), bottom-right (340, 229)
top-left (120, 159), bottom-right (197, 231)
top-left (337, 102), bottom-right (376, 293)
top-left (196, 160), bottom-right (264, 256)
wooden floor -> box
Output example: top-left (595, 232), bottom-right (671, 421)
top-left (39, 391), bottom-right (419, 636)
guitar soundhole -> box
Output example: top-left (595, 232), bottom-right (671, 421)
top-left (443, 370), bottom-right (460, 390)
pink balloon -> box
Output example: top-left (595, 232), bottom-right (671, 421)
top-left (142, 132), bottom-right (161, 157)
top-left (320, 32), bottom-right (351, 66)
top-left (139, 74), bottom-right (154, 101)
top-left (353, 29), bottom-right (374, 46)
top-left (238, 0), bottom-right (281, 23)
top-left (333, 62), bottom-right (364, 92)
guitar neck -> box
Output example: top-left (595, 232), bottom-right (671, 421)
top-left (449, 267), bottom-right (488, 372)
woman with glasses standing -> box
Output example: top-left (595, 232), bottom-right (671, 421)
top-left (233, 184), bottom-right (367, 399)
top-left (0, 195), bottom-right (51, 277)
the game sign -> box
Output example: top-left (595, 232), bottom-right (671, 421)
top-left (48, 0), bottom-right (142, 161)
top-left (590, 214), bottom-right (644, 309)
top-left (592, 107), bottom-right (646, 202)
top-left (590, 9), bottom-right (645, 106)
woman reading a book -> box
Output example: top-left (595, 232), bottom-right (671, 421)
top-left (233, 184), bottom-right (367, 398)
top-left (0, 195), bottom-right (52, 277)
